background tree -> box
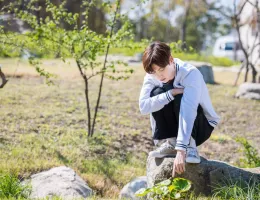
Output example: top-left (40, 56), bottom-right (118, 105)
top-left (203, 0), bottom-right (260, 84)
top-left (175, 0), bottom-right (224, 51)
top-left (126, 0), bottom-right (228, 52)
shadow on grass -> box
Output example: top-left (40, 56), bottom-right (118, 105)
top-left (55, 150), bottom-right (71, 165)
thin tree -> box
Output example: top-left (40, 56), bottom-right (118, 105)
top-left (0, 65), bottom-right (8, 88)
top-left (0, 0), bottom-right (140, 136)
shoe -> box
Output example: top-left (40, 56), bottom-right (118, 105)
top-left (149, 141), bottom-right (176, 158)
top-left (186, 147), bottom-right (201, 163)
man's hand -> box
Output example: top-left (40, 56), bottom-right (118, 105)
top-left (171, 88), bottom-right (184, 96)
top-left (172, 150), bottom-right (186, 177)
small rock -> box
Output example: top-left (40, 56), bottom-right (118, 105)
top-left (236, 82), bottom-right (260, 100)
top-left (128, 53), bottom-right (143, 63)
top-left (119, 176), bottom-right (147, 200)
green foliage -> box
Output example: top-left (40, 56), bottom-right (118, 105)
top-left (29, 57), bottom-right (58, 85)
top-left (236, 137), bottom-right (260, 168)
top-left (109, 40), bottom-right (237, 67)
top-left (109, 39), bottom-right (150, 56)
top-left (174, 53), bottom-right (238, 67)
top-left (0, 171), bottom-right (31, 199)
top-left (135, 178), bottom-right (192, 199)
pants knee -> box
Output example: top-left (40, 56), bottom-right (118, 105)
top-left (150, 86), bottom-right (165, 97)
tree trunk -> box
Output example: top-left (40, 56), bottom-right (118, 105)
top-left (0, 67), bottom-right (8, 88)
top-left (251, 63), bottom-right (257, 83)
top-left (181, 0), bottom-right (191, 50)
top-left (76, 60), bottom-right (92, 136)
top-left (234, 62), bottom-right (245, 86)
top-left (244, 64), bottom-right (249, 82)
top-left (90, 0), bottom-right (121, 137)
top-left (84, 79), bottom-right (92, 136)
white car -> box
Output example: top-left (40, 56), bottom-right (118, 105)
top-left (213, 35), bottom-right (245, 62)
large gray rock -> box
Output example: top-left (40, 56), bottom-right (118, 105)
top-left (190, 62), bottom-right (215, 84)
top-left (128, 53), bottom-right (143, 63)
top-left (183, 61), bottom-right (215, 84)
top-left (236, 82), bottom-right (260, 100)
top-left (119, 176), bottom-right (147, 200)
top-left (147, 156), bottom-right (260, 196)
top-left (23, 166), bottom-right (92, 200)
top-left (197, 65), bottom-right (215, 84)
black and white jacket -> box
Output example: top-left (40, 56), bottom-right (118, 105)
top-left (139, 58), bottom-right (221, 151)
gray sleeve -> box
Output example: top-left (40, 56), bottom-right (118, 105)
top-left (175, 69), bottom-right (202, 151)
top-left (139, 75), bottom-right (174, 115)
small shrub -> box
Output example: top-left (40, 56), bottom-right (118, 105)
top-left (236, 137), bottom-right (260, 168)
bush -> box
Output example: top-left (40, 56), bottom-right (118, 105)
top-left (236, 137), bottom-right (260, 168)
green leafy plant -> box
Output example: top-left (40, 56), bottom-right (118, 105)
top-left (236, 137), bottom-right (260, 168)
top-left (135, 178), bottom-right (192, 199)
top-left (0, 171), bottom-right (31, 199)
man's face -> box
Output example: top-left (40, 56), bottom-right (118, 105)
top-left (151, 58), bottom-right (175, 83)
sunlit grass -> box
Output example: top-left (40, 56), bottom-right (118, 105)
top-left (1, 59), bottom-right (259, 199)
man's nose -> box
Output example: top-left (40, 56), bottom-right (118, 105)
top-left (159, 76), bottom-right (165, 81)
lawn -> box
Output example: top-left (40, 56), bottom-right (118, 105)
top-left (0, 58), bottom-right (259, 199)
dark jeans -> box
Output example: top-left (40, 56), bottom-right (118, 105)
top-left (150, 86), bottom-right (214, 146)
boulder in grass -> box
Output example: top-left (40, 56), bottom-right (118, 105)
top-left (183, 61), bottom-right (215, 84)
top-left (147, 156), bottom-right (260, 196)
top-left (22, 166), bottom-right (92, 200)
top-left (196, 65), bottom-right (215, 84)
top-left (128, 53), bottom-right (143, 63)
top-left (188, 62), bottom-right (215, 84)
top-left (236, 82), bottom-right (260, 100)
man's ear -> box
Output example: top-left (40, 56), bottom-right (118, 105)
top-left (169, 56), bottom-right (173, 63)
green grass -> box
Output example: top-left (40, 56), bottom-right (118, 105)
top-left (0, 59), bottom-right (260, 199)
top-left (0, 171), bottom-right (31, 199)
top-left (210, 134), bottom-right (232, 144)
top-left (212, 179), bottom-right (260, 200)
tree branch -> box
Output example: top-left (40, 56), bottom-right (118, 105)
top-left (201, 0), bottom-right (232, 19)
top-left (246, 0), bottom-right (256, 7)
top-left (237, 0), bottom-right (248, 16)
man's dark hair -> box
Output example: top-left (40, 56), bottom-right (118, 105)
top-left (142, 41), bottom-right (171, 74)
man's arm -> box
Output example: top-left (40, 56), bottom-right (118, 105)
top-left (139, 76), bottom-right (174, 115)
top-left (175, 69), bottom-right (203, 151)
